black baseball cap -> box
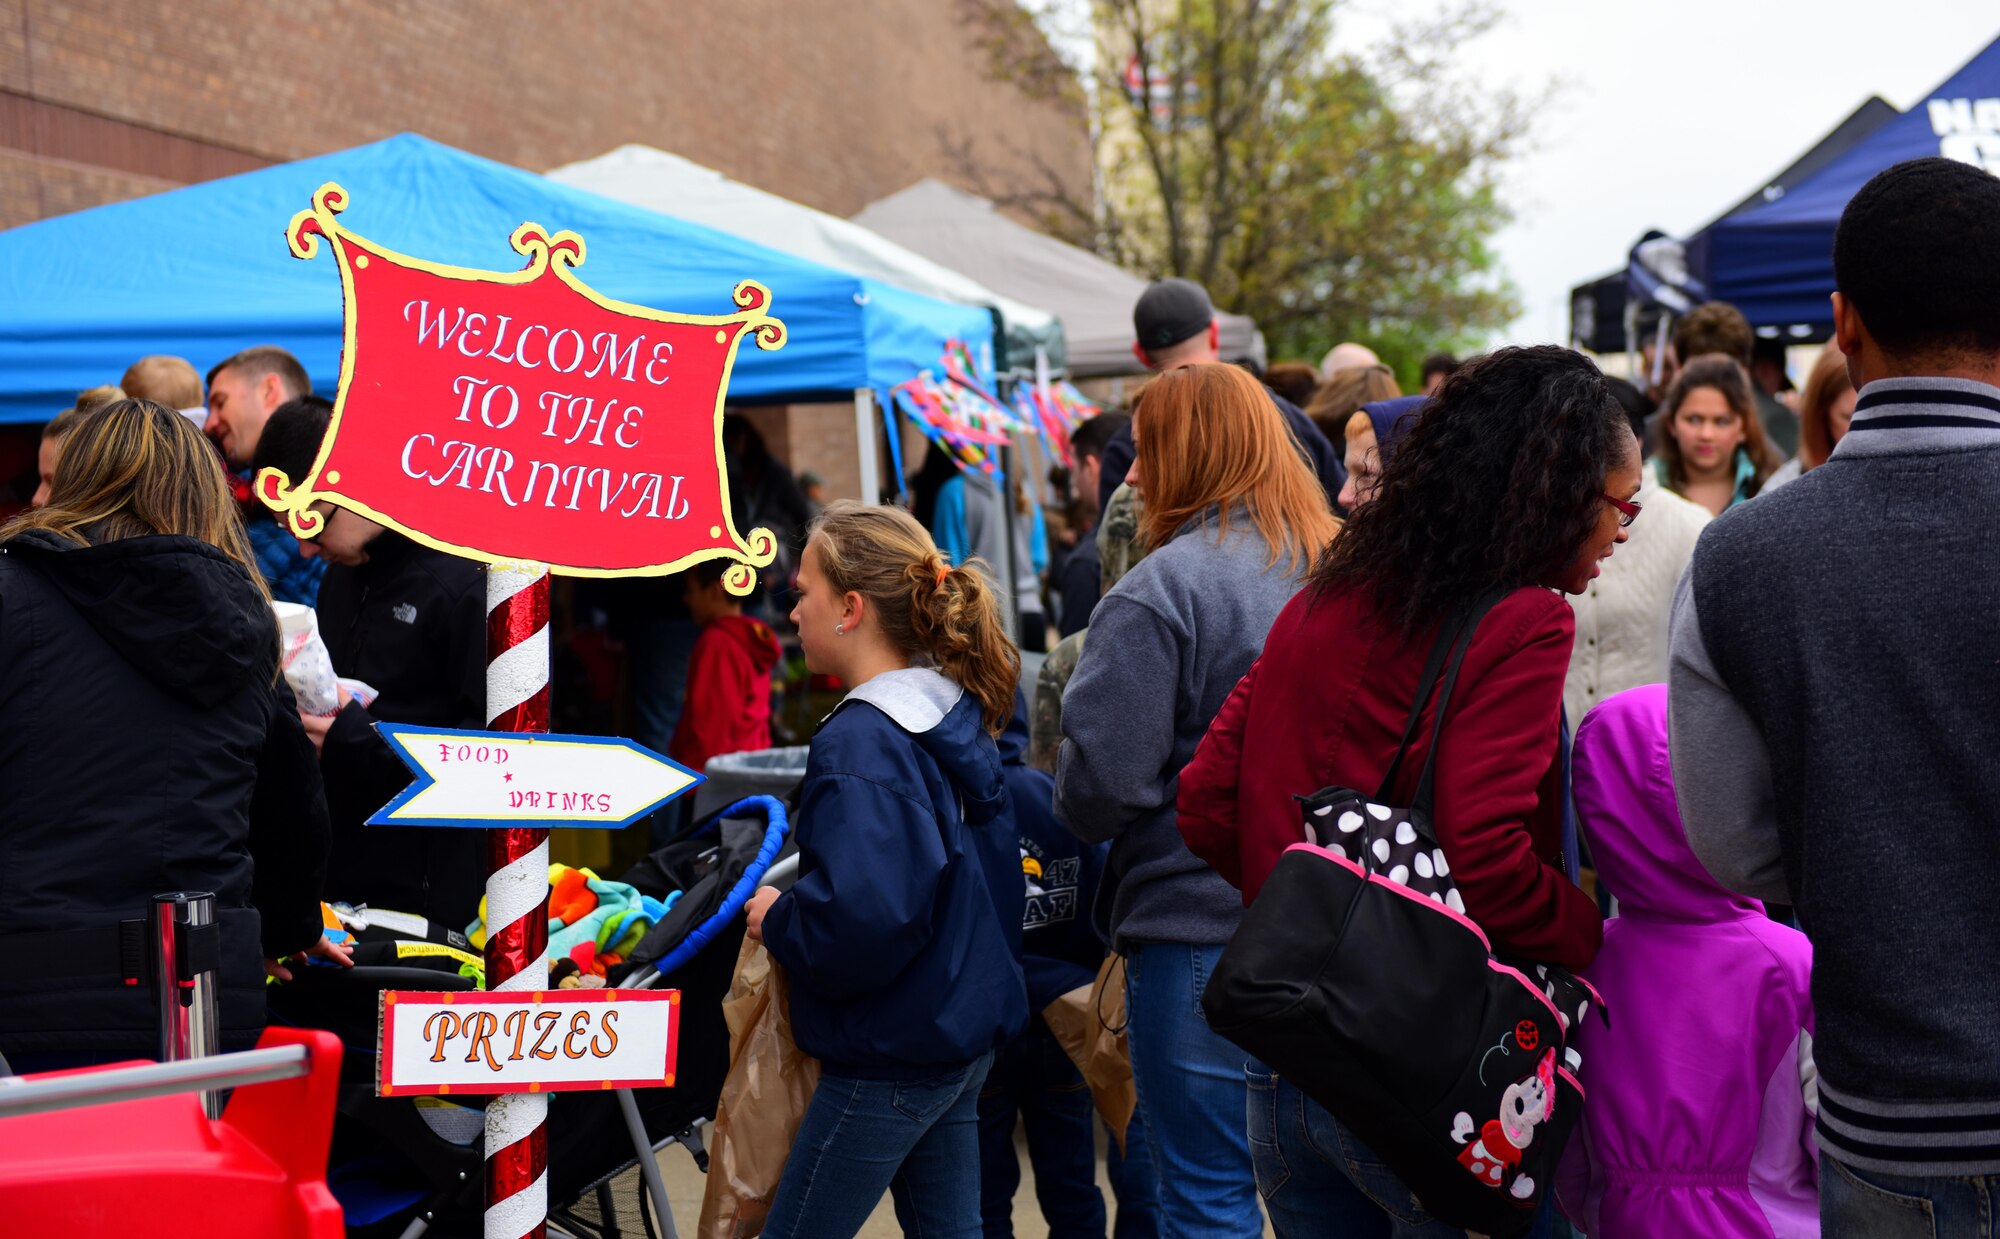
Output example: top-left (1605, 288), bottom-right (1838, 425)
top-left (1133, 278), bottom-right (1215, 352)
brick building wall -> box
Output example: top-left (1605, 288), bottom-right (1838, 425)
top-left (1, 0), bottom-right (1087, 230)
top-left (1, 0), bottom-right (1088, 499)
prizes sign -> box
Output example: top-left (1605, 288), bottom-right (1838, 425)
top-left (378, 989), bottom-right (681, 1097)
top-left (259, 183), bottom-right (783, 589)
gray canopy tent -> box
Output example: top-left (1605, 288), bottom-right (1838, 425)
top-left (854, 179), bottom-right (1265, 379)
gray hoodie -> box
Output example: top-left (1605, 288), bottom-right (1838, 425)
top-left (1055, 508), bottom-right (1306, 949)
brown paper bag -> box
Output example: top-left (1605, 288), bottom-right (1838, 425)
top-left (696, 937), bottom-right (820, 1239)
top-left (1041, 953), bottom-right (1136, 1153)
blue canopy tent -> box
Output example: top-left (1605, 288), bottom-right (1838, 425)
top-left (0, 133), bottom-right (993, 497)
top-left (1689, 33), bottom-right (2000, 335)
top-left (1571, 96), bottom-right (1897, 352)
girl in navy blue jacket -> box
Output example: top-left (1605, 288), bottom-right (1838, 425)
top-left (747, 500), bottom-right (1028, 1238)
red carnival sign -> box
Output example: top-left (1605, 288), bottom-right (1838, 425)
top-left (257, 183), bottom-right (784, 590)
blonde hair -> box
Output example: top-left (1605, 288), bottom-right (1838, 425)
top-left (1796, 346), bottom-right (1855, 472)
top-left (120, 356), bottom-right (205, 410)
top-left (808, 501), bottom-right (1020, 735)
top-left (3, 399), bottom-right (270, 609)
top-left (1132, 363), bottom-right (1339, 572)
top-left (75, 385), bottom-right (125, 415)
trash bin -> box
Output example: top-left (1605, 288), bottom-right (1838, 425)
top-left (694, 746), bottom-right (809, 819)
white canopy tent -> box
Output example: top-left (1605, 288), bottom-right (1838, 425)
top-left (853, 178), bottom-right (1266, 379)
top-left (547, 145), bottom-right (1065, 377)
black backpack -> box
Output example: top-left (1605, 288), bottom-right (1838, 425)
top-left (1201, 594), bottom-right (1603, 1238)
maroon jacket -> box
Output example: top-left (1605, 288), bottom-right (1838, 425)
top-left (1177, 584), bottom-right (1602, 972)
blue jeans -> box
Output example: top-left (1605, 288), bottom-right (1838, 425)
top-left (1246, 1069), bottom-right (1465, 1238)
top-left (1106, 1115), bottom-right (1160, 1239)
top-left (1123, 941), bottom-right (1262, 1237)
top-left (764, 1054), bottom-right (994, 1239)
top-left (977, 1019), bottom-right (1106, 1238)
top-left (1823, 1155), bottom-right (2000, 1237)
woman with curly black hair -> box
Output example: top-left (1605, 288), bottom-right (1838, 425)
top-left (1177, 345), bottom-right (1639, 1237)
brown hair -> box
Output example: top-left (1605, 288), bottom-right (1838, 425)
top-left (1262, 361), bottom-right (1322, 409)
top-left (4, 399), bottom-right (269, 605)
top-left (1672, 302), bottom-right (1755, 367)
top-left (807, 501), bottom-right (1020, 735)
top-left (41, 403), bottom-right (94, 444)
top-left (205, 345), bottom-right (311, 401)
top-left (1132, 363), bottom-right (1339, 572)
top-left (1654, 355), bottom-right (1782, 496)
top-left (1305, 364), bottom-right (1401, 441)
top-left (120, 356), bottom-right (205, 409)
top-left (1796, 346), bottom-right (1855, 472)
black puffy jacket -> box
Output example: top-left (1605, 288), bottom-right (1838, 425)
top-left (0, 530), bottom-right (329, 1058)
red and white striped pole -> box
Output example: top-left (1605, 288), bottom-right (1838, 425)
top-left (483, 562), bottom-right (552, 1239)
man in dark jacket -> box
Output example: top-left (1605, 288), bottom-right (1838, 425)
top-left (1055, 411), bottom-right (1129, 638)
top-left (1670, 158), bottom-right (2000, 1225)
top-left (256, 403), bottom-right (488, 932)
top-left (1096, 278), bottom-right (1344, 514)
top-left (0, 526), bottom-right (330, 1063)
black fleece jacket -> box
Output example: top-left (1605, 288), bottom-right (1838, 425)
top-left (315, 531), bottom-right (488, 930)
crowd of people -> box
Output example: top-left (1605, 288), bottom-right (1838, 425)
top-left (2, 154), bottom-right (1996, 1239)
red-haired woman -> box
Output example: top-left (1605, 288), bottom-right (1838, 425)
top-left (1762, 346), bottom-right (1857, 492)
top-left (1056, 362), bottom-right (1339, 1236)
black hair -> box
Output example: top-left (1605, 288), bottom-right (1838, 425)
top-left (1309, 345), bottom-right (1632, 635)
top-left (688, 558), bottom-right (732, 589)
top-left (907, 440), bottom-right (962, 532)
top-left (1421, 352), bottom-right (1461, 380)
top-left (686, 556), bottom-right (763, 606)
top-left (251, 395), bottom-right (334, 484)
top-left (1603, 376), bottom-right (1654, 447)
top-left (1834, 156), bottom-right (2000, 359)
top-left (1069, 411), bottom-right (1131, 464)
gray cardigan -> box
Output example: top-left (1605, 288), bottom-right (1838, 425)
top-left (1055, 509), bottom-right (1306, 949)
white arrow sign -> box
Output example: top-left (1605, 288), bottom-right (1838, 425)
top-left (368, 724), bottom-right (703, 829)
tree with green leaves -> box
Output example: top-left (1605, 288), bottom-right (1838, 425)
top-left (951, 0), bottom-right (1535, 384)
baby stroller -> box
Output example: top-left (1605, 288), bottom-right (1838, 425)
top-left (266, 794), bottom-right (796, 1239)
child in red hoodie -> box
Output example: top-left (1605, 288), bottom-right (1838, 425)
top-left (667, 560), bottom-right (783, 776)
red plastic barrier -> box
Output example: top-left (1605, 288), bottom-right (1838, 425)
top-left (0, 1027), bottom-right (344, 1237)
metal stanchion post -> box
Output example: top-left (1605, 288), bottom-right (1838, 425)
top-left (148, 891), bottom-right (221, 1117)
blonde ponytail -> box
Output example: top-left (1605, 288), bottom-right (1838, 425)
top-left (809, 501), bottom-right (1021, 734)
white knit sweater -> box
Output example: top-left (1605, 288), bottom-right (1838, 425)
top-left (1564, 476), bottom-right (1710, 724)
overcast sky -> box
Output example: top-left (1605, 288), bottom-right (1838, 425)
top-left (1338, 2), bottom-right (2000, 347)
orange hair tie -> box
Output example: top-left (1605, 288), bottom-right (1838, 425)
top-left (935, 563), bottom-right (950, 587)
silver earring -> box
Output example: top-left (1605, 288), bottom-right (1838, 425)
top-left (834, 623), bottom-right (846, 636)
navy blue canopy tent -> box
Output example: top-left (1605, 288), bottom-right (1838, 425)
top-left (1690, 33), bottom-right (2000, 334)
top-left (0, 133), bottom-right (994, 425)
top-left (1571, 96), bottom-right (1897, 352)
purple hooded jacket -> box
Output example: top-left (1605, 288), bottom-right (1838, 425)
top-left (1557, 685), bottom-right (1818, 1238)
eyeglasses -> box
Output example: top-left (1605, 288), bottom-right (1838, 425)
top-left (1600, 493), bottom-right (1642, 528)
